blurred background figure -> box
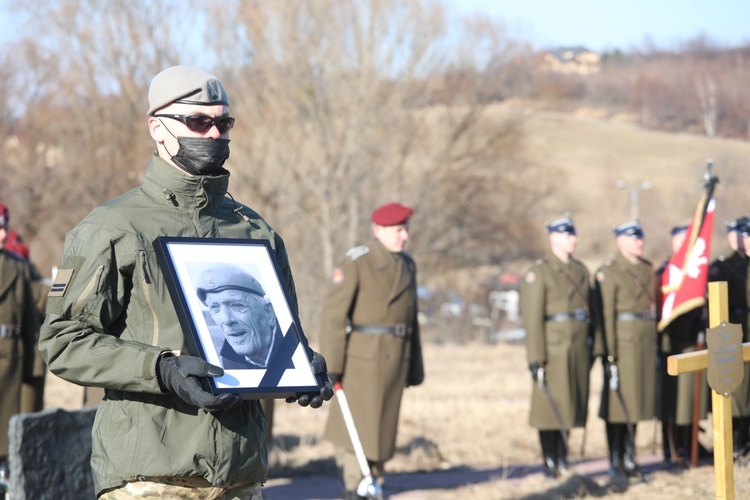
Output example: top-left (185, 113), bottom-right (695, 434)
top-left (709, 216), bottom-right (750, 461)
top-left (656, 223), bottom-right (708, 470)
top-left (520, 215), bottom-right (594, 479)
top-left (0, 203), bottom-right (44, 482)
top-left (595, 220), bottom-right (657, 480)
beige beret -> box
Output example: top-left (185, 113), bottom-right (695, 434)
top-left (147, 65), bottom-right (229, 116)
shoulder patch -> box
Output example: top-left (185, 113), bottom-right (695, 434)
top-left (596, 271), bottom-right (605, 282)
top-left (525, 271), bottom-right (537, 283)
top-left (345, 245), bottom-right (370, 260)
top-left (330, 267), bottom-right (345, 285)
top-left (48, 268), bottom-right (75, 297)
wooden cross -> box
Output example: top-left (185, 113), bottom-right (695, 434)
top-left (667, 281), bottom-right (749, 500)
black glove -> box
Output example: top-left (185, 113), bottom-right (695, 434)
top-left (285, 351), bottom-right (334, 409)
top-left (157, 353), bottom-right (242, 412)
top-left (407, 373), bottom-right (424, 388)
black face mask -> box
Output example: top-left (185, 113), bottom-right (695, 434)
top-left (170, 137), bottom-right (231, 176)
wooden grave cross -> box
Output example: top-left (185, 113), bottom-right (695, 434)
top-left (667, 281), bottom-right (749, 500)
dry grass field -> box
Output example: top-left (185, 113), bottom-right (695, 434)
top-left (44, 337), bottom-right (750, 499)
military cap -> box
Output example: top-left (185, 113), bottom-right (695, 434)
top-left (371, 202), bottom-right (414, 226)
top-left (546, 215), bottom-right (576, 235)
top-left (725, 216), bottom-right (749, 233)
top-left (739, 218), bottom-right (750, 237)
top-left (147, 66), bottom-right (229, 116)
top-left (670, 223), bottom-right (689, 236)
top-left (5, 229), bottom-right (29, 259)
top-left (196, 264), bottom-right (266, 305)
top-left (0, 203), bottom-right (7, 228)
top-left (614, 220), bottom-right (644, 238)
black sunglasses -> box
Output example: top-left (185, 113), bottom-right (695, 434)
top-left (154, 113), bottom-right (235, 134)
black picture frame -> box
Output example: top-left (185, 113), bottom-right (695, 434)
top-left (155, 236), bottom-right (324, 399)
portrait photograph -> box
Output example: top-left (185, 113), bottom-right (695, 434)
top-left (155, 237), bottom-right (323, 399)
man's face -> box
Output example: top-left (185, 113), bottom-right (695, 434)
top-left (205, 289), bottom-right (275, 361)
top-left (671, 231), bottom-right (686, 254)
top-left (741, 233), bottom-right (750, 256)
top-left (373, 223), bottom-right (409, 253)
top-left (0, 226), bottom-right (6, 249)
top-left (616, 234), bottom-right (644, 261)
top-left (728, 231), bottom-right (739, 252)
top-left (148, 102), bottom-right (231, 165)
top-left (550, 231), bottom-right (577, 256)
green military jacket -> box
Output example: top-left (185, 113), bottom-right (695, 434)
top-left (709, 249), bottom-right (750, 417)
top-left (39, 155), bottom-right (297, 495)
top-left (0, 249), bottom-right (42, 457)
top-left (320, 238), bottom-right (424, 462)
top-left (520, 251), bottom-right (593, 430)
top-left (595, 253), bottom-right (657, 423)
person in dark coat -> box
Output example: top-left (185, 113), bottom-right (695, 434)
top-left (656, 223), bottom-right (707, 469)
top-left (520, 215), bottom-right (594, 478)
top-left (709, 216), bottom-right (750, 459)
top-left (0, 204), bottom-right (42, 476)
top-left (594, 220), bottom-right (657, 479)
top-left (320, 202), bottom-right (424, 499)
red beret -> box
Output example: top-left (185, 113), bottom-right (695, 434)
top-left (5, 229), bottom-right (29, 259)
top-left (0, 204), bottom-right (8, 228)
top-left (371, 203), bottom-right (413, 226)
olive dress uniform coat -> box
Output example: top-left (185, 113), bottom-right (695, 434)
top-left (320, 238), bottom-right (424, 462)
top-left (656, 261), bottom-right (707, 425)
top-left (709, 250), bottom-right (750, 417)
top-left (39, 156), bottom-right (295, 496)
top-left (0, 249), bottom-right (42, 458)
top-left (595, 253), bottom-right (657, 423)
top-left (520, 252), bottom-right (594, 430)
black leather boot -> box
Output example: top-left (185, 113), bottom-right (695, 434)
top-left (539, 430), bottom-right (559, 478)
top-left (606, 422), bottom-right (625, 479)
top-left (554, 430), bottom-right (571, 476)
top-left (622, 423), bottom-right (642, 478)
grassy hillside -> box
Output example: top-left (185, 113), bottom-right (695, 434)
top-left (515, 107), bottom-right (750, 271)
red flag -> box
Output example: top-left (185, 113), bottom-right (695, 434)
top-left (658, 195), bottom-right (715, 332)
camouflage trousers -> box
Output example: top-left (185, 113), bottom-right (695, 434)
top-left (98, 478), bottom-right (263, 499)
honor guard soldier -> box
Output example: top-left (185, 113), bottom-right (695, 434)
top-left (709, 216), bottom-right (750, 460)
top-left (321, 202), bottom-right (424, 499)
top-left (520, 215), bottom-right (594, 478)
top-left (0, 204), bottom-right (42, 480)
top-left (594, 220), bottom-right (657, 479)
top-left (656, 223), bottom-right (707, 469)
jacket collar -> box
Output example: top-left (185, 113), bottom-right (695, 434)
top-left (140, 154), bottom-right (230, 211)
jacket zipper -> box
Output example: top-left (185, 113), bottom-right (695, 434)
top-left (140, 251), bottom-right (159, 345)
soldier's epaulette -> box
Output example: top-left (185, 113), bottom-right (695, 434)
top-left (638, 256), bottom-right (653, 266)
top-left (345, 245), bottom-right (370, 260)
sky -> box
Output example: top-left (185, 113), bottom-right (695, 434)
top-left (445, 0), bottom-right (750, 52)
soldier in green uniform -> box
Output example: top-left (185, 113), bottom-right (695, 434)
top-left (320, 202), bottom-right (424, 499)
top-left (709, 216), bottom-right (750, 460)
top-left (0, 204), bottom-right (42, 478)
top-left (520, 215), bottom-right (594, 478)
top-left (656, 223), bottom-right (707, 469)
top-left (39, 66), bottom-right (332, 499)
top-left (594, 220), bottom-right (657, 479)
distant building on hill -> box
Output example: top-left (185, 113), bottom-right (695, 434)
top-left (541, 46), bottom-right (601, 75)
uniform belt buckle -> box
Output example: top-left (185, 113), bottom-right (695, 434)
top-left (394, 323), bottom-right (407, 337)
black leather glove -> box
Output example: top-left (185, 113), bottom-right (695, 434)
top-left (407, 373), bottom-right (424, 388)
top-left (157, 353), bottom-right (242, 412)
top-left (285, 351), bottom-right (334, 409)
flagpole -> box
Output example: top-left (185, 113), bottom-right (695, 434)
top-left (690, 159), bottom-right (719, 466)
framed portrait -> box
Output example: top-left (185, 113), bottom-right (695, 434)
top-left (155, 236), bottom-right (325, 399)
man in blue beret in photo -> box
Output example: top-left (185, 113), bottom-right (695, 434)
top-left (594, 220), bottom-right (657, 480)
top-left (196, 264), bottom-right (283, 369)
top-left (39, 65), bottom-right (332, 499)
top-left (320, 202), bottom-right (424, 499)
